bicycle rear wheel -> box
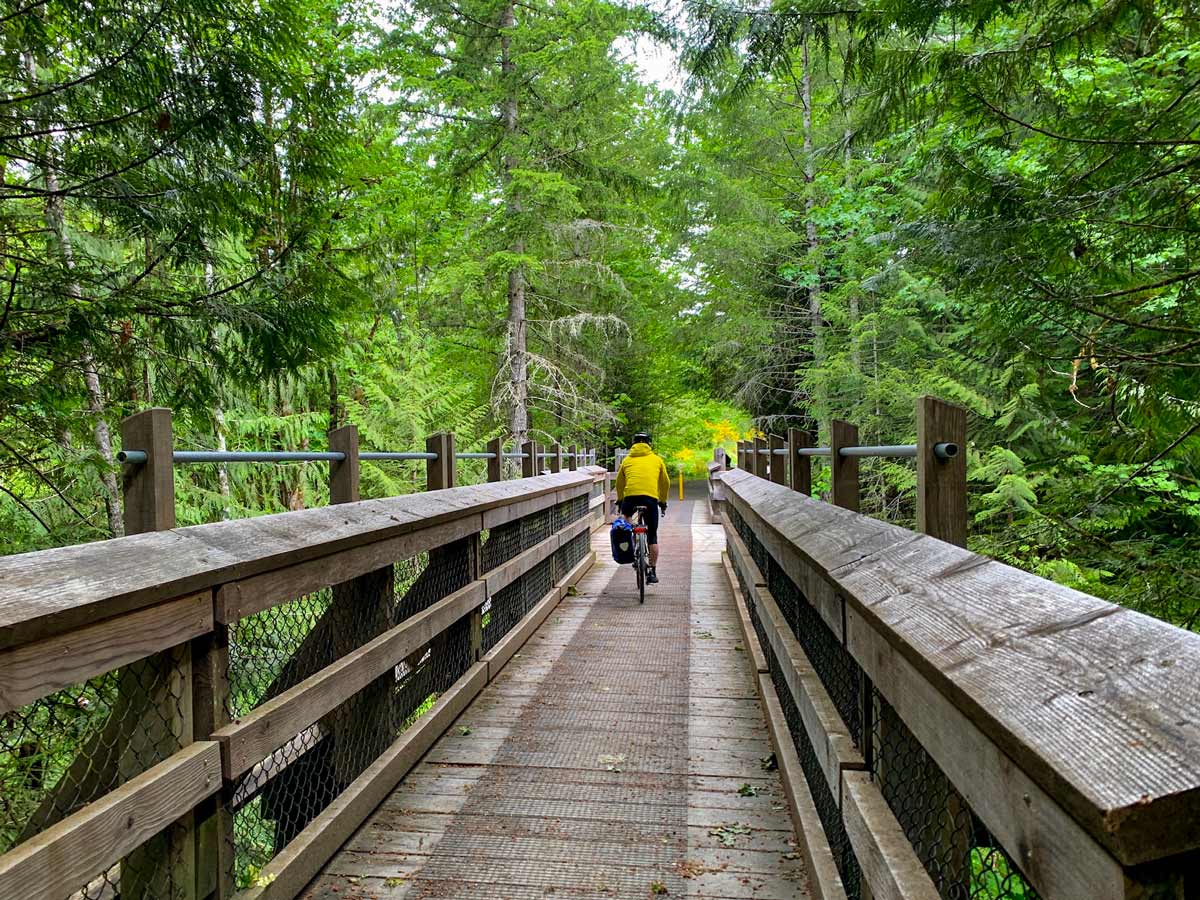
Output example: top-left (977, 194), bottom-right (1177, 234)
top-left (636, 557), bottom-right (644, 603)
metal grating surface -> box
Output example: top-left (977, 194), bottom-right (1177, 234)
top-left (301, 499), bottom-right (809, 900)
top-left (404, 517), bottom-right (694, 898)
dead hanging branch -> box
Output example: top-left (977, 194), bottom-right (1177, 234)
top-left (544, 312), bottom-right (629, 343)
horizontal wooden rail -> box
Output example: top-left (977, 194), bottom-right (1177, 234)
top-left (719, 467), bottom-right (1200, 898)
top-left (0, 470), bottom-right (600, 651)
top-left (215, 515), bottom-right (483, 623)
top-left (0, 590), bottom-right (211, 713)
top-left (0, 742), bottom-right (222, 900)
top-left (214, 580), bottom-right (487, 779)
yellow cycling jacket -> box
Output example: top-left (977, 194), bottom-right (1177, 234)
top-left (616, 442), bottom-right (669, 502)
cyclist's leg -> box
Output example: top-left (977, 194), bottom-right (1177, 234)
top-left (643, 500), bottom-right (660, 580)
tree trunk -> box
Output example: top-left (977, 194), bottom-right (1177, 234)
top-left (328, 367), bottom-right (342, 433)
top-left (801, 27), bottom-right (825, 417)
top-left (26, 51), bottom-right (123, 537)
top-left (203, 260), bottom-right (232, 521)
top-left (500, 0), bottom-right (529, 445)
top-left (844, 121), bottom-right (861, 377)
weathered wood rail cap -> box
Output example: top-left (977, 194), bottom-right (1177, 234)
top-left (0, 470), bottom-right (600, 651)
top-left (718, 468), bottom-right (1200, 867)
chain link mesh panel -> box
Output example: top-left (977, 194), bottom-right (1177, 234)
top-left (481, 579), bottom-right (522, 653)
top-left (226, 543), bottom-right (473, 887)
top-left (554, 528), bottom-right (589, 579)
top-left (765, 554), bottom-right (862, 744)
top-left (521, 505), bottom-right (553, 549)
top-left (481, 518), bottom-right (522, 572)
top-left (872, 692), bottom-right (1042, 900)
top-left (729, 504), bottom-right (862, 741)
top-left (0, 650), bottom-right (189, 898)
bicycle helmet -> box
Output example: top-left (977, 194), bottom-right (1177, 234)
top-left (632, 431), bottom-right (652, 445)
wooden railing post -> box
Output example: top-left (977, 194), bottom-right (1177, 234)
top-left (916, 399), bottom-right (970, 891)
top-left (568, 444), bottom-right (579, 472)
top-left (753, 436), bottom-right (768, 478)
top-left (521, 440), bottom-right (537, 478)
top-left (119, 408), bottom-right (199, 900)
top-left (426, 432), bottom-right (456, 490)
top-left (329, 425), bottom-right (360, 504)
top-left (830, 419), bottom-right (860, 511)
top-left (550, 442), bottom-right (562, 473)
top-left (768, 434), bottom-right (787, 486)
top-left (917, 396), bottom-right (968, 548)
top-left (121, 407), bottom-right (175, 533)
top-left (787, 427), bottom-right (812, 495)
top-left (486, 437), bottom-right (504, 482)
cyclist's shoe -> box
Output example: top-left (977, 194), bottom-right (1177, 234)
top-left (647, 567), bottom-right (659, 584)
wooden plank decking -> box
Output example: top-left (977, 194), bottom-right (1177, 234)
top-left (301, 496), bottom-right (810, 899)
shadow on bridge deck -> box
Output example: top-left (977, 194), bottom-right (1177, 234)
top-left (299, 498), bottom-right (808, 899)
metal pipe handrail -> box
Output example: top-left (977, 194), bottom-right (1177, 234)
top-left (838, 444), bottom-right (918, 458)
top-left (117, 445), bottom-right (608, 466)
top-left (360, 452), bottom-right (439, 461)
top-left (741, 442), bottom-right (958, 461)
top-left (117, 449), bottom-right (350, 464)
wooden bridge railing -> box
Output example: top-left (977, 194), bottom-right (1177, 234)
top-left (0, 465), bottom-right (610, 900)
top-left (715, 461), bottom-right (1200, 900)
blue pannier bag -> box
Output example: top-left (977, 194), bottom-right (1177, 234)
top-left (610, 517), bottom-right (635, 564)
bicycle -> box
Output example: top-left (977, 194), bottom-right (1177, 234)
top-left (628, 504), bottom-right (650, 604)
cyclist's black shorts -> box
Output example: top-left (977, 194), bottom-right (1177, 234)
top-left (620, 495), bottom-right (660, 545)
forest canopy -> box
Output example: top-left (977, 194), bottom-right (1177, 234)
top-left (1, 0), bottom-right (1197, 629)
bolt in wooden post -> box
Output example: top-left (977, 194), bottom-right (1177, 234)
top-left (788, 428), bottom-right (812, 495)
top-left (328, 425), bottom-right (359, 504)
top-left (917, 396), bottom-right (968, 547)
top-left (486, 437), bottom-right (504, 482)
top-left (769, 434), bottom-right (787, 485)
top-left (830, 420), bottom-right (860, 511)
top-left (426, 432), bottom-right (456, 490)
top-left (550, 442), bottom-right (562, 473)
top-left (753, 436), bottom-right (768, 478)
top-left (568, 443), bottom-right (579, 471)
top-left (521, 440), bottom-right (537, 478)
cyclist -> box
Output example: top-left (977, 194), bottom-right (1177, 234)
top-left (614, 431), bottom-right (669, 584)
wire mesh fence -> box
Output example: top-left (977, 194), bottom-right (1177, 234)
top-left (725, 502), bottom-right (1040, 900)
top-left (0, 650), bottom-right (189, 898)
top-left (765, 553), bottom-right (862, 745)
top-left (226, 545), bottom-right (469, 887)
top-left (872, 693), bottom-right (1043, 900)
top-left (224, 491), bottom-right (593, 888)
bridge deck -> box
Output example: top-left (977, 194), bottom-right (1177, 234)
top-left (301, 497), bottom-right (809, 899)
